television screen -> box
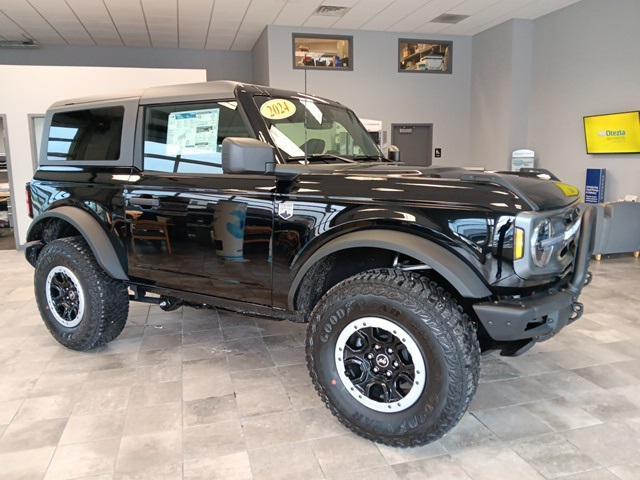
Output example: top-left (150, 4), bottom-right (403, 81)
top-left (584, 111), bottom-right (640, 154)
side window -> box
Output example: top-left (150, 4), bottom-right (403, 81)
top-left (143, 101), bottom-right (251, 174)
top-left (47, 107), bottom-right (124, 161)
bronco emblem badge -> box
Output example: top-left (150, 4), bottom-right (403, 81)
top-left (278, 201), bottom-right (294, 220)
top-left (376, 354), bottom-right (390, 368)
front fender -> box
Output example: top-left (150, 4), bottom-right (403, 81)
top-left (288, 229), bottom-right (493, 309)
top-left (27, 206), bottom-right (128, 280)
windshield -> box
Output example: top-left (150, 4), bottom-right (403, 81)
top-left (254, 95), bottom-right (382, 162)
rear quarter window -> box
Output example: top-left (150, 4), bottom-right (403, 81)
top-left (47, 107), bottom-right (124, 161)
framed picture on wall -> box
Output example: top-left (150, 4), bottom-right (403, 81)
top-left (398, 39), bottom-right (452, 74)
top-left (292, 33), bottom-right (353, 71)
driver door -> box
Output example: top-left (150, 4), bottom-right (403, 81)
top-left (125, 100), bottom-right (274, 305)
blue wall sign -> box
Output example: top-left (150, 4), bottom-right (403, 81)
top-left (585, 168), bottom-right (606, 204)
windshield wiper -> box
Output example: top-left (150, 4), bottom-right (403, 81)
top-left (294, 154), bottom-right (357, 164)
top-left (351, 154), bottom-right (385, 162)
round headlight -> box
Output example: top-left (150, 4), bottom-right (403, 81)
top-left (531, 218), bottom-right (554, 267)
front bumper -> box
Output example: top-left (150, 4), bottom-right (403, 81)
top-left (473, 289), bottom-right (582, 342)
top-left (473, 205), bottom-right (596, 345)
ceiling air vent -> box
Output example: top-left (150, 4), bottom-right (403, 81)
top-left (0, 38), bottom-right (39, 48)
top-left (430, 13), bottom-right (470, 24)
top-left (314, 5), bottom-right (351, 17)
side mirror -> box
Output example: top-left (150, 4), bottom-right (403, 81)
top-left (222, 138), bottom-right (276, 174)
top-left (388, 145), bottom-right (401, 162)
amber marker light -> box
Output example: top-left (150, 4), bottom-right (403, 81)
top-left (514, 227), bottom-right (525, 260)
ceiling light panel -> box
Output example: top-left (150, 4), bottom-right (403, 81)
top-left (322, 0), bottom-right (360, 7)
top-left (413, 21), bottom-right (451, 34)
top-left (440, 0), bottom-right (531, 34)
top-left (66, 0), bottom-right (122, 45)
top-left (178, 0), bottom-right (214, 49)
top-left (103, 0), bottom-right (150, 47)
top-left (511, 0), bottom-right (582, 20)
top-left (486, 0), bottom-right (549, 34)
top-left (331, 0), bottom-right (391, 30)
top-left (232, 0), bottom-right (286, 50)
top-left (0, 0), bottom-right (66, 43)
top-left (304, 12), bottom-right (340, 28)
top-left (206, 0), bottom-right (251, 50)
top-left (360, 0), bottom-right (425, 31)
top-left (28, 0), bottom-right (93, 44)
top-left (448, 0), bottom-right (499, 16)
top-left (273, 0), bottom-right (323, 26)
top-left (141, 0), bottom-right (178, 48)
top-left (391, 0), bottom-right (458, 32)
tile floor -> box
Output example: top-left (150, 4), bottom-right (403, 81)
top-left (1, 249), bottom-right (639, 480)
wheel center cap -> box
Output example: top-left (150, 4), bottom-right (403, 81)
top-left (375, 354), bottom-right (390, 368)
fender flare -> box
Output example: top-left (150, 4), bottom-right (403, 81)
top-left (288, 229), bottom-right (492, 309)
top-left (27, 206), bottom-right (128, 281)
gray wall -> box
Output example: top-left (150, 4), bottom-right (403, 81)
top-left (471, 0), bottom-right (640, 200)
top-left (252, 29), bottom-right (269, 86)
top-left (528, 0), bottom-right (640, 200)
top-left (470, 21), bottom-right (516, 171)
top-left (470, 19), bottom-right (533, 171)
top-left (265, 26), bottom-right (473, 166)
top-left (0, 44), bottom-right (253, 82)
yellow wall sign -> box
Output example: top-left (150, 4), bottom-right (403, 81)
top-left (260, 99), bottom-right (296, 120)
top-left (584, 111), bottom-right (640, 154)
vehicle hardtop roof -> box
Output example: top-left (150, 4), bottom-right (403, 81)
top-left (49, 80), bottom-right (344, 109)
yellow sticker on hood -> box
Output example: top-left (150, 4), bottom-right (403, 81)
top-left (260, 99), bottom-right (296, 120)
top-left (555, 182), bottom-right (580, 197)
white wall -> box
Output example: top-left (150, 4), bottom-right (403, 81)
top-left (528, 0), bottom-right (640, 200)
top-left (0, 45), bottom-right (252, 82)
top-left (471, 0), bottom-right (640, 200)
top-left (265, 26), bottom-right (473, 166)
top-left (0, 65), bottom-right (206, 246)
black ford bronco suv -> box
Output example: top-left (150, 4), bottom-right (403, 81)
top-left (25, 81), bottom-right (595, 447)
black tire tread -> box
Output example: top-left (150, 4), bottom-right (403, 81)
top-left (35, 236), bottom-right (129, 350)
top-left (306, 268), bottom-right (480, 447)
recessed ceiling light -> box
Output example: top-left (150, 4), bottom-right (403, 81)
top-left (430, 13), bottom-right (470, 24)
top-left (314, 5), bottom-right (351, 17)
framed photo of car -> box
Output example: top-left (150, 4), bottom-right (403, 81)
top-left (398, 39), bottom-right (452, 74)
top-left (292, 33), bottom-right (353, 71)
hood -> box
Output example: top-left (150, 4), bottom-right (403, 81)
top-left (280, 163), bottom-right (580, 212)
top-left (416, 166), bottom-right (580, 211)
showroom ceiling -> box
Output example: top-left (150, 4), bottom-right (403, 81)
top-left (0, 0), bottom-right (581, 51)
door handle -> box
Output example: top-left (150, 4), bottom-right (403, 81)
top-left (129, 197), bottom-right (160, 207)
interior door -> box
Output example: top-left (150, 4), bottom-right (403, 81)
top-left (125, 99), bottom-right (274, 306)
top-left (0, 116), bottom-right (16, 250)
top-left (391, 124), bottom-right (433, 166)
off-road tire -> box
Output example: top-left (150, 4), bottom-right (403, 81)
top-left (34, 236), bottom-right (129, 350)
top-left (306, 268), bottom-right (480, 447)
